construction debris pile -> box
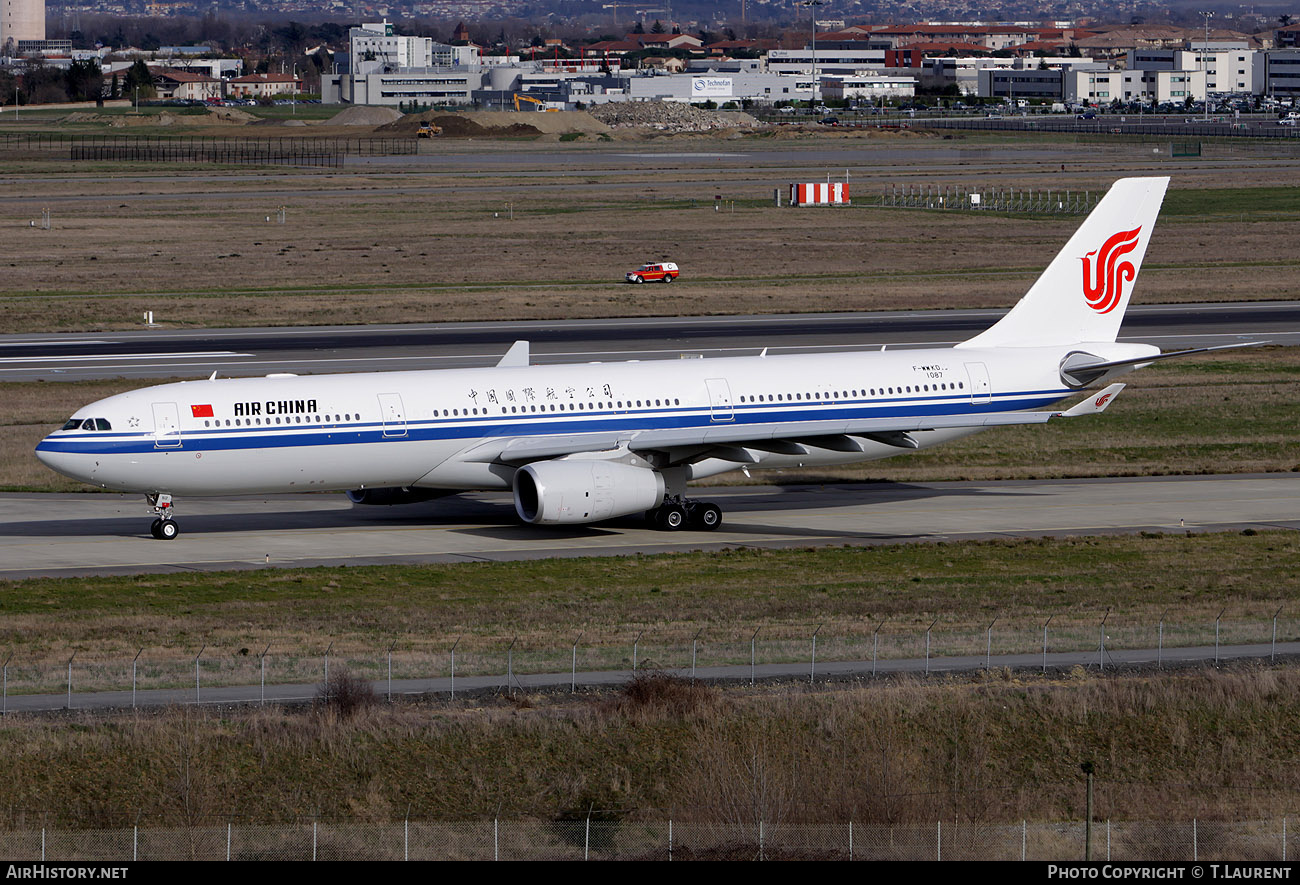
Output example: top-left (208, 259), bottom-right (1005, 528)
top-left (587, 102), bottom-right (760, 132)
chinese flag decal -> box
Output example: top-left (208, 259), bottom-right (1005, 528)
top-left (190, 404), bottom-right (214, 418)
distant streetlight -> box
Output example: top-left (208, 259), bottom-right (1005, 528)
top-left (799, 0), bottom-right (824, 105)
top-left (1200, 10), bottom-right (1214, 122)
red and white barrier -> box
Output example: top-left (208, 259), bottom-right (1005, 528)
top-left (790, 182), bottom-right (850, 206)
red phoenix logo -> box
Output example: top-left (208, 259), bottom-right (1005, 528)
top-left (1094, 393), bottom-right (1113, 409)
top-left (1081, 227), bottom-right (1142, 314)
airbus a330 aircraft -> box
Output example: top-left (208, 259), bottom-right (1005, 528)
top-left (37, 176), bottom-right (1247, 540)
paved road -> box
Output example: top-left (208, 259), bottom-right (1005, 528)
top-left (0, 301), bottom-right (1287, 381)
top-left (2, 473), bottom-right (1297, 579)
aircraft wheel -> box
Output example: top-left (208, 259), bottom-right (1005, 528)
top-left (691, 502), bottom-right (723, 531)
top-left (157, 519), bottom-right (179, 541)
top-left (150, 518), bottom-right (163, 539)
top-left (655, 503), bottom-right (687, 531)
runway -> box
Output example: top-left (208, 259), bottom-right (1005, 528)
top-left (3, 473), bottom-right (1297, 579)
top-left (0, 300), bottom-right (1291, 381)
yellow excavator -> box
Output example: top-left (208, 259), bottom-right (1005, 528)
top-left (416, 123), bottom-right (442, 138)
top-left (513, 93), bottom-right (558, 112)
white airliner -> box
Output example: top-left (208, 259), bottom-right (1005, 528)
top-left (36, 176), bottom-right (1247, 540)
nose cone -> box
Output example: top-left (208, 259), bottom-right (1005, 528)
top-left (35, 435), bottom-right (97, 484)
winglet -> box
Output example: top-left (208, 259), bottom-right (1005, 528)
top-left (1061, 383), bottom-right (1125, 417)
top-left (497, 340), bottom-right (530, 368)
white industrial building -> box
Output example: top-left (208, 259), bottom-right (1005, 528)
top-left (822, 74), bottom-right (917, 101)
top-left (1127, 43), bottom-right (1261, 95)
top-left (1, 0), bottom-right (43, 55)
top-left (1062, 67), bottom-right (1206, 104)
top-left (765, 48), bottom-right (887, 75)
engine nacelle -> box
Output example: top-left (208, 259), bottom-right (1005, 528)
top-left (514, 460), bottom-right (665, 525)
top-left (346, 487), bottom-right (445, 506)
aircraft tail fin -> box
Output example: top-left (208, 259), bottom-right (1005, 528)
top-left (956, 176), bottom-right (1169, 349)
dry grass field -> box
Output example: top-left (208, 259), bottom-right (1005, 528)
top-left (2, 666), bottom-right (1299, 827)
top-left (1, 128), bottom-right (1297, 332)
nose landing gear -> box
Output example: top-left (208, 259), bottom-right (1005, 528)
top-left (146, 493), bottom-right (179, 540)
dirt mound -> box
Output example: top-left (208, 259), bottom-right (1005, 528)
top-left (374, 111), bottom-right (544, 138)
top-left (330, 105), bottom-right (403, 126)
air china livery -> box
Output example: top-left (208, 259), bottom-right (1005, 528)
top-left (36, 177), bottom-right (1246, 540)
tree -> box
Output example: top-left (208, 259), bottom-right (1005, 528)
top-left (632, 21), bottom-right (645, 34)
top-left (123, 59), bottom-right (155, 99)
top-left (651, 20), bottom-right (665, 34)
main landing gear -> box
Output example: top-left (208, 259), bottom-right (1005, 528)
top-left (647, 498), bottom-right (722, 532)
top-left (146, 493), bottom-right (179, 541)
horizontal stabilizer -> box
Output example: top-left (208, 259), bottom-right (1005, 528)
top-left (1060, 342), bottom-right (1264, 386)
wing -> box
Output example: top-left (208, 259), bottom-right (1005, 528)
top-left (458, 384), bottom-right (1127, 466)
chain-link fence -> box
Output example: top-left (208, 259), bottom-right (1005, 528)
top-left (0, 819), bottom-right (1292, 860)
top-left (3, 608), bottom-right (1296, 710)
top-left (876, 183), bottom-right (1101, 214)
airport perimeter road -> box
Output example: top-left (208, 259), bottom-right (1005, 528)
top-left (4, 640), bottom-right (1298, 715)
top-left (0, 301), bottom-right (1292, 381)
top-left (1, 473), bottom-right (1297, 579)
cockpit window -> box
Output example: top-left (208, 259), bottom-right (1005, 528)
top-left (63, 418), bottom-right (111, 431)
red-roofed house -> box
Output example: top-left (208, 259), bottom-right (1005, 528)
top-left (227, 72), bottom-right (302, 99)
top-left (153, 69), bottom-right (222, 101)
top-left (625, 32), bottom-right (704, 52)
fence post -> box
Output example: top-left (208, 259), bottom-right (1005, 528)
top-left (450, 636), bottom-right (461, 701)
top-left (691, 629), bottom-right (702, 683)
top-left (811, 623), bottom-right (823, 684)
top-left (669, 819), bottom-right (673, 861)
top-left (1215, 608), bottom-right (1225, 665)
top-left (1158, 608), bottom-right (1167, 668)
top-left (849, 820), bottom-right (853, 860)
top-left (925, 617), bottom-right (938, 676)
top-left (507, 637), bottom-right (516, 695)
top-left (405, 817), bottom-right (409, 861)
top-left (194, 644), bottom-right (205, 703)
top-left (132, 648), bottom-right (143, 709)
top-left (1042, 615), bottom-right (1053, 674)
top-left (937, 819), bottom-right (941, 861)
top-left (313, 821), bottom-right (317, 861)
top-left (633, 630), bottom-right (643, 672)
top-left (67, 651), bottom-right (76, 709)
top-left (751, 627), bottom-right (760, 685)
top-left (388, 639), bottom-right (396, 703)
top-left (572, 633), bottom-right (582, 692)
top-left (873, 618), bottom-right (886, 677)
top-left (324, 641), bottom-right (333, 693)
top-left (986, 618), bottom-right (997, 670)
top-left (494, 818), bottom-right (499, 861)
top-left (260, 644), bottom-right (270, 705)
top-left (1193, 818), bottom-right (1198, 861)
top-left (2, 652), bottom-right (10, 716)
top-left (1022, 819), bottom-right (1026, 861)
top-left (1273, 608), bottom-right (1283, 663)
top-left (227, 821), bottom-right (231, 861)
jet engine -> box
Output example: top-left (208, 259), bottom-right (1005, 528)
top-left (346, 487), bottom-right (446, 506)
top-left (514, 460), bottom-right (665, 525)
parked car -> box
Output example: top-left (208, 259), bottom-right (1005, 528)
top-left (1076, 112), bottom-right (1097, 120)
top-left (625, 262), bottom-right (679, 284)
top-left (819, 115), bottom-right (839, 125)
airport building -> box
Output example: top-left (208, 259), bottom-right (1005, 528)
top-left (1, 0), bottom-right (43, 56)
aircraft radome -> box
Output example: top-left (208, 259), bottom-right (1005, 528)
top-left (36, 177), bottom-right (1253, 539)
